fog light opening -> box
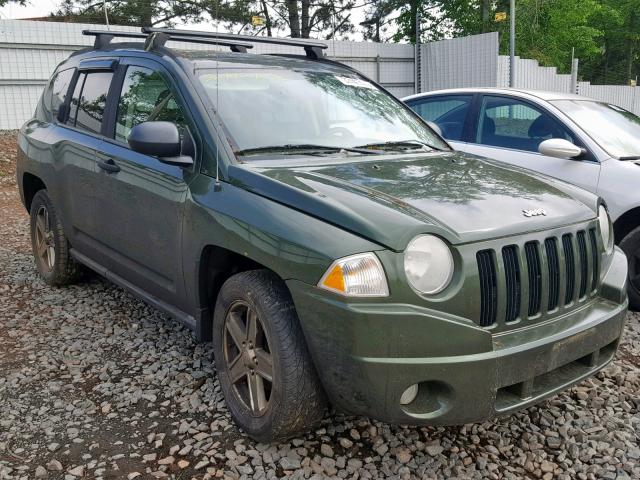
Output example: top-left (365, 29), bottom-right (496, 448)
top-left (400, 384), bottom-right (419, 405)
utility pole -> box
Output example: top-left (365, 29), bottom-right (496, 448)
top-left (103, 1), bottom-right (110, 29)
top-left (570, 48), bottom-right (579, 94)
top-left (414, 8), bottom-right (421, 94)
top-left (509, 0), bottom-right (515, 87)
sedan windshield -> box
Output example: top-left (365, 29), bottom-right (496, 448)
top-left (197, 67), bottom-right (448, 156)
top-left (552, 100), bottom-right (640, 159)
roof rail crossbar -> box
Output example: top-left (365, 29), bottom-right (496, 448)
top-left (82, 30), bottom-right (253, 53)
top-left (141, 27), bottom-right (328, 59)
top-left (83, 30), bottom-right (146, 48)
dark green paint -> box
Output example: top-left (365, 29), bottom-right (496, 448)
top-left (16, 44), bottom-right (628, 426)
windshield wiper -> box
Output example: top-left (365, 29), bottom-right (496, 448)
top-left (354, 139), bottom-right (446, 152)
top-left (619, 155), bottom-right (640, 160)
top-left (235, 144), bottom-right (380, 156)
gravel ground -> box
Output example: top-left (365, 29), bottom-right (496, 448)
top-left (1, 131), bottom-right (639, 480)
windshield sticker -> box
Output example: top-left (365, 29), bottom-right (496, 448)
top-left (334, 75), bottom-right (376, 89)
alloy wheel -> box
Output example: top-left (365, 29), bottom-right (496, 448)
top-left (35, 206), bottom-right (55, 272)
top-left (223, 300), bottom-right (274, 415)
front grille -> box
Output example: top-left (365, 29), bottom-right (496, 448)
top-left (476, 225), bottom-right (600, 328)
top-left (577, 231), bottom-right (589, 298)
top-left (545, 238), bottom-right (560, 311)
top-left (562, 234), bottom-right (575, 305)
top-left (589, 228), bottom-right (599, 292)
top-left (502, 246), bottom-right (521, 323)
top-left (477, 250), bottom-right (498, 327)
top-left (525, 242), bottom-right (542, 317)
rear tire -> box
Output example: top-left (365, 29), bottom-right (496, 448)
top-left (619, 225), bottom-right (640, 311)
top-left (212, 270), bottom-right (326, 442)
top-left (29, 190), bottom-right (83, 286)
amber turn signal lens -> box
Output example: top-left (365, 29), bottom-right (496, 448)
top-left (318, 252), bottom-right (389, 297)
top-left (321, 264), bottom-right (346, 293)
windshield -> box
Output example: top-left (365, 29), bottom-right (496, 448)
top-left (552, 100), bottom-right (640, 159)
top-left (197, 67), bottom-right (448, 156)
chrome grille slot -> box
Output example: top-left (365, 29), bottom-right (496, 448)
top-left (589, 228), bottom-right (599, 292)
top-left (545, 238), bottom-right (560, 311)
top-left (525, 241), bottom-right (542, 317)
top-left (477, 250), bottom-right (498, 327)
top-left (562, 234), bottom-right (576, 305)
top-left (577, 230), bottom-right (588, 298)
top-left (502, 246), bottom-right (521, 323)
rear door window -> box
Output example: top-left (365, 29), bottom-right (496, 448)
top-left (406, 95), bottom-right (472, 141)
top-left (73, 71), bottom-right (114, 134)
top-left (67, 72), bottom-right (86, 127)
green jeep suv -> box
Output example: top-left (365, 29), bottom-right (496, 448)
top-left (17, 28), bottom-right (628, 442)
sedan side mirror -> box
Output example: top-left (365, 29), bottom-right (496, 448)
top-left (128, 121), bottom-right (193, 167)
top-left (538, 138), bottom-right (584, 160)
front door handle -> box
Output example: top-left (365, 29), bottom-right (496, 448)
top-left (97, 158), bottom-right (121, 173)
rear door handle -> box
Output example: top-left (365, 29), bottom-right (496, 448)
top-left (97, 158), bottom-right (120, 173)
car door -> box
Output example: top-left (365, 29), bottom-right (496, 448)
top-left (405, 94), bottom-right (474, 151)
top-left (93, 58), bottom-right (198, 307)
top-left (463, 94), bottom-right (600, 192)
top-left (43, 62), bottom-right (116, 255)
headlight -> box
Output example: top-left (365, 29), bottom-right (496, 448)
top-left (318, 252), bottom-right (389, 297)
top-left (404, 235), bottom-right (454, 294)
top-left (598, 206), bottom-right (614, 254)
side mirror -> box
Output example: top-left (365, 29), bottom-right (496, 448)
top-left (128, 121), bottom-right (193, 166)
top-left (427, 121), bottom-right (443, 137)
top-left (538, 138), bottom-right (584, 159)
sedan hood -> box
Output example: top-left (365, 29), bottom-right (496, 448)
top-left (229, 151), bottom-right (597, 251)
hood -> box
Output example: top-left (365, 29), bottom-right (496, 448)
top-left (228, 151), bottom-right (597, 251)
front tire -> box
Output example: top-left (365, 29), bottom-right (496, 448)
top-left (620, 225), bottom-right (640, 311)
top-left (212, 270), bottom-right (326, 442)
top-left (29, 190), bottom-right (83, 286)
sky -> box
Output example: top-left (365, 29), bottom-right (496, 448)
top-left (0, 0), bottom-right (375, 40)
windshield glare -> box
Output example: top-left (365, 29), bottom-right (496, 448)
top-left (552, 100), bottom-right (640, 159)
top-left (197, 67), bottom-right (447, 155)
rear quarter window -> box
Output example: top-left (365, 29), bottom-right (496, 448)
top-left (38, 68), bottom-right (74, 122)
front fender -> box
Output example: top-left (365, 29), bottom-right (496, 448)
top-left (181, 174), bottom-right (384, 319)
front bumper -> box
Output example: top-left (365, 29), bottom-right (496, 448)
top-left (287, 248), bottom-right (628, 425)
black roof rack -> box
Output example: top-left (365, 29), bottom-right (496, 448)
top-left (83, 30), bottom-right (146, 48)
top-left (82, 30), bottom-right (254, 53)
top-left (141, 27), bottom-right (328, 59)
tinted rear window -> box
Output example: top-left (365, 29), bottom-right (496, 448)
top-left (50, 69), bottom-right (74, 120)
top-left (74, 71), bottom-right (113, 134)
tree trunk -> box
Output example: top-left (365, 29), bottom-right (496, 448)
top-left (628, 12), bottom-right (636, 81)
top-left (286, 0), bottom-right (301, 38)
top-left (481, 0), bottom-right (491, 33)
top-left (300, 0), bottom-right (311, 38)
top-left (409, 0), bottom-right (418, 44)
top-left (260, 0), bottom-right (272, 36)
top-left (137, 0), bottom-right (153, 27)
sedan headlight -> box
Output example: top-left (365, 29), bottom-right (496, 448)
top-left (598, 206), bottom-right (614, 254)
top-left (404, 235), bottom-right (454, 294)
top-left (318, 252), bottom-right (389, 297)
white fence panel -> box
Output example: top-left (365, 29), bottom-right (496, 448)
top-left (0, 20), bottom-right (415, 129)
top-left (577, 83), bottom-right (639, 114)
top-left (421, 32), bottom-right (499, 92)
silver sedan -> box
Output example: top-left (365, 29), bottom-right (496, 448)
top-left (404, 88), bottom-right (640, 310)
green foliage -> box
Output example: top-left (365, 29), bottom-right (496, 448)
top-left (0, 0), bottom-right (26, 7)
top-left (364, 0), bottom-right (639, 84)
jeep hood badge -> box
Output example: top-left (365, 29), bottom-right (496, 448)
top-left (523, 208), bottom-right (547, 217)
